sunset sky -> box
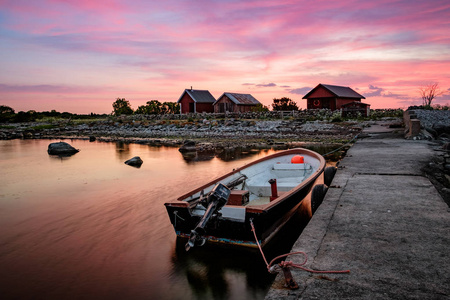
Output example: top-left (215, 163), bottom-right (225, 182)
top-left (1, 0), bottom-right (449, 114)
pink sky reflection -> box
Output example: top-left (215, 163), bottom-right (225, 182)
top-left (0, 0), bottom-right (449, 113)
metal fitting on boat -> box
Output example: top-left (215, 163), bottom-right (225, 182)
top-left (269, 178), bottom-right (278, 201)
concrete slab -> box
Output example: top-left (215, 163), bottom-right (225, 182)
top-left (266, 128), bottom-right (450, 299)
top-left (362, 122), bottom-right (398, 134)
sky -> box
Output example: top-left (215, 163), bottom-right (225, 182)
top-left (1, 0), bottom-right (449, 114)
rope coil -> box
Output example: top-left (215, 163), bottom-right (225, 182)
top-left (250, 219), bottom-right (350, 275)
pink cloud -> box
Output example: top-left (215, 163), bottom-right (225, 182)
top-left (0, 0), bottom-right (449, 113)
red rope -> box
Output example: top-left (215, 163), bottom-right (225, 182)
top-left (269, 252), bottom-right (350, 274)
top-left (250, 219), bottom-right (350, 274)
top-left (250, 218), bottom-right (269, 267)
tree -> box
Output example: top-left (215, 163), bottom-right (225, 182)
top-left (147, 100), bottom-right (162, 114)
top-left (419, 83), bottom-right (444, 106)
top-left (272, 97), bottom-right (299, 111)
top-left (14, 110), bottom-right (37, 122)
top-left (135, 100), bottom-right (180, 115)
top-left (162, 102), bottom-right (180, 114)
top-left (0, 105), bottom-right (15, 123)
top-left (251, 104), bottom-right (269, 112)
top-left (135, 100), bottom-right (161, 114)
top-left (112, 98), bottom-right (133, 115)
top-left (135, 105), bottom-right (148, 115)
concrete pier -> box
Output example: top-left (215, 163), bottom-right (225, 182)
top-left (266, 122), bottom-right (450, 299)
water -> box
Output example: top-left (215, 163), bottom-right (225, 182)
top-left (0, 139), bottom-right (331, 299)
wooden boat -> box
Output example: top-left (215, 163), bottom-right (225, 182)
top-left (164, 148), bottom-right (328, 250)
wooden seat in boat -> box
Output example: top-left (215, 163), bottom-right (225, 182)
top-left (273, 163), bottom-right (311, 170)
top-left (246, 177), bottom-right (303, 197)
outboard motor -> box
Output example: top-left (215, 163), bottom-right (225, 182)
top-left (185, 183), bottom-right (231, 251)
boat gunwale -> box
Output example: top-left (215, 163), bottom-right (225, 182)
top-left (165, 148), bottom-right (326, 212)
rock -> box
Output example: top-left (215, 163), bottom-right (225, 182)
top-left (47, 142), bottom-right (79, 155)
top-left (179, 140), bottom-right (197, 153)
top-left (444, 164), bottom-right (450, 172)
top-left (124, 156), bottom-right (143, 167)
top-left (433, 124), bottom-right (450, 136)
top-left (424, 127), bottom-right (438, 138)
top-left (438, 133), bottom-right (450, 141)
top-left (23, 132), bottom-right (33, 139)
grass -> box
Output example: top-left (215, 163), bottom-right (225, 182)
top-left (29, 124), bottom-right (58, 130)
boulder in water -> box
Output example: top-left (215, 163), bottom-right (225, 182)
top-left (125, 156), bottom-right (143, 168)
top-left (179, 140), bottom-right (197, 153)
top-left (47, 142), bottom-right (79, 155)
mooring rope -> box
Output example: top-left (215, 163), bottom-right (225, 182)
top-left (322, 134), bottom-right (359, 157)
top-left (173, 211), bottom-right (185, 227)
top-left (250, 218), bottom-right (269, 267)
top-left (250, 219), bottom-right (350, 275)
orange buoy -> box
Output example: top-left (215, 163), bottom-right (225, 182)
top-left (291, 155), bottom-right (304, 164)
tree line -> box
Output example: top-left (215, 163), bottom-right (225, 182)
top-left (0, 106), bottom-right (107, 123)
top-left (112, 98), bottom-right (181, 115)
top-left (0, 97), bottom-right (300, 122)
top-left (112, 97), bottom-right (299, 116)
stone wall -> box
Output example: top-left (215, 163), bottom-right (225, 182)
top-left (404, 109), bottom-right (450, 140)
top-left (123, 109), bottom-right (335, 121)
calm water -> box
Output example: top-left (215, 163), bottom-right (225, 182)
top-left (0, 139), bottom-right (327, 300)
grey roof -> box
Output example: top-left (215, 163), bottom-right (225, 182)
top-left (302, 84), bottom-right (365, 99)
top-left (177, 89), bottom-right (216, 103)
top-left (215, 92), bottom-right (261, 105)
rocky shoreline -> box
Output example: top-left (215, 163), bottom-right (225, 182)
top-left (0, 118), bottom-right (364, 152)
top-left (1, 111), bottom-right (449, 203)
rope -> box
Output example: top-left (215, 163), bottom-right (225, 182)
top-left (250, 219), bottom-right (350, 275)
top-left (173, 211), bottom-right (185, 227)
top-left (268, 252), bottom-right (350, 274)
top-left (250, 218), bottom-right (269, 267)
top-left (322, 134), bottom-right (359, 157)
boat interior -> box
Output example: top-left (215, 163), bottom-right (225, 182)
top-left (184, 153), bottom-right (319, 221)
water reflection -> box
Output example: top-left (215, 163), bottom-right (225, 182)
top-left (180, 150), bottom-right (215, 162)
top-left (115, 141), bottom-right (131, 159)
top-left (179, 143), bottom-right (345, 164)
top-left (48, 153), bottom-right (76, 161)
top-left (0, 139), bottom-right (339, 300)
top-left (170, 200), bottom-right (312, 299)
top-left (215, 147), bottom-right (268, 162)
top-left (172, 242), bottom-right (274, 299)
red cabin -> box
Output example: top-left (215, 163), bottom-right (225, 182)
top-left (213, 92), bottom-right (261, 113)
top-left (302, 84), bottom-right (370, 115)
top-left (177, 89), bottom-right (216, 114)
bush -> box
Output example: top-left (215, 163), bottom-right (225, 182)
top-left (112, 98), bottom-right (134, 115)
top-left (0, 105), bottom-right (15, 123)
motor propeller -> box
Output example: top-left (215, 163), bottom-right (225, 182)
top-left (185, 183), bottom-right (231, 251)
